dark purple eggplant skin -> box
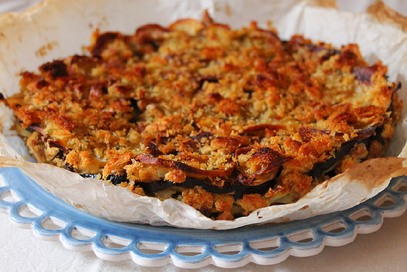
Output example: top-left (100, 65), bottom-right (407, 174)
top-left (48, 141), bottom-right (69, 153)
top-left (388, 82), bottom-right (402, 117)
top-left (77, 124), bottom-right (380, 199)
top-left (307, 137), bottom-right (369, 179)
top-left (81, 173), bottom-right (276, 200)
top-left (145, 142), bottom-right (163, 157)
top-left (190, 131), bottom-right (214, 142)
top-left (81, 174), bottom-right (128, 186)
top-left (305, 44), bottom-right (341, 62)
top-left (24, 124), bottom-right (42, 133)
top-left (353, 66), bottom-right (377, 83)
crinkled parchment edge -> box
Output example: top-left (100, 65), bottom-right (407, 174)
top-left (0, 0), bottom-right (407, 229)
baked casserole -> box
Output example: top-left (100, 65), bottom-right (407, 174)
top-left (5, 13), bottom-right (402, 220)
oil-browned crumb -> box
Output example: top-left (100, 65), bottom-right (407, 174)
top-left (6, 14), bottom-right (402, 219)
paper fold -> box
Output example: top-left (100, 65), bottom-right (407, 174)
top-left (0, 0), bottom-right (407, 229)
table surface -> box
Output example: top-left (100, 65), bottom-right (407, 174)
top-left (1, 0), bottom-right (407, 271)
top-left (2, 207), bottom-right (407, 272)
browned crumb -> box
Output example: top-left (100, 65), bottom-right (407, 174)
top-left (6, 14), bottom-right (401, 219)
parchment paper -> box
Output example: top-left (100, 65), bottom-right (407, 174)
top-left (1, 0), bottom-right (407, 229)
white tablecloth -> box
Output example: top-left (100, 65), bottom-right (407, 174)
top-left (1, 0), bottom-right (407, 271)
top-left (2, 210), bottom-right (407, 271)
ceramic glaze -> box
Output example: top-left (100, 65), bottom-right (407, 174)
top-left (0, 167), bottom-right (406, 268)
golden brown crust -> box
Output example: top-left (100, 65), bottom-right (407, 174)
top-left (6, 14), bottom-right (402, 220)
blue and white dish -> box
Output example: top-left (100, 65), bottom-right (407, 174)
top-left (0, 167), bottom-right (406, 268)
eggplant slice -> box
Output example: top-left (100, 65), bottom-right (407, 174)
top-left (6, 15), bottom-right (402, 220)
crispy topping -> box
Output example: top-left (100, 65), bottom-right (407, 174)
top-left (7, 14), bottom-right (401, 220)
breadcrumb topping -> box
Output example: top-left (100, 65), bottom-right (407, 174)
top-left (6, 15), bottom-right (401, 220)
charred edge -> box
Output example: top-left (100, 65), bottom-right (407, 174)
top-left (371, 123), bottom-right (393, 146)
top-left (394, 82), bottom-right (402, 94)
top-left (101, 85), bottom-right (108, 95)
top-left (39, 60), bottom-right (68, 79)
top-left (25, 125), bottom-right (70, 160)
top-left (129, 98), bottom-right (141, 123)
top-left (145, 142), bottom-right (163, 157)
top-left (237, 158), bottom-right (292, 186)
top-left (236, 146), bottom-right (253, 157)
top-left (388, 82), bottom-right (401, 116)
top-left (355, 125), bottom-right (377, 140)
top-left (305, 44), bottom-right (341, 61)
top-left (132, 50), bottom-right (144, 59)
top-left (107, 175), bottom-right (127, 185)
top-left (243, 124), bottom-right (286, 135)
top-left (143, 177), bottom-right (276, 200)
top-left (320, 49), bottom-right (341, 62)
top-left (198, 76), bottom-right (219, 89)
top-left (54, 149), bottom-right (65, 160)
top-left (65, 163), bottom-right (75, 172)
top-left (48, 140), bottom-right (68, 152)
top-left (80, 173), bottom-right (126, 186)
top-left (307, 129), bottom-right (374, 179)
top-left (48, 140), bottom-right (69, 161)
top-left (91, 32), bottom-right (119, 56)
top-left (266, 31), bottom-right (280, 42)
top-left (149, 41), bottom-right (160, 51)
top-left (0, 93), bottom-right (4, 100)
top-left (35, 79), bottom-right (49, 89)
top-left (80, 126), bottom-right (379, 198)
top-left (189, 178), bottom-right (269, 197)
top-left (308, 138), bottom-right (367, 178)
top-left (243, 89), bottom-right (254, 99)
top-left (80, 173), bottom-right (276, 200)
top-left (81, 173), bottom-right (98, 179)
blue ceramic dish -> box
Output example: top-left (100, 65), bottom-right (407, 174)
top-left (0, 167), bottom-right (406, 268)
